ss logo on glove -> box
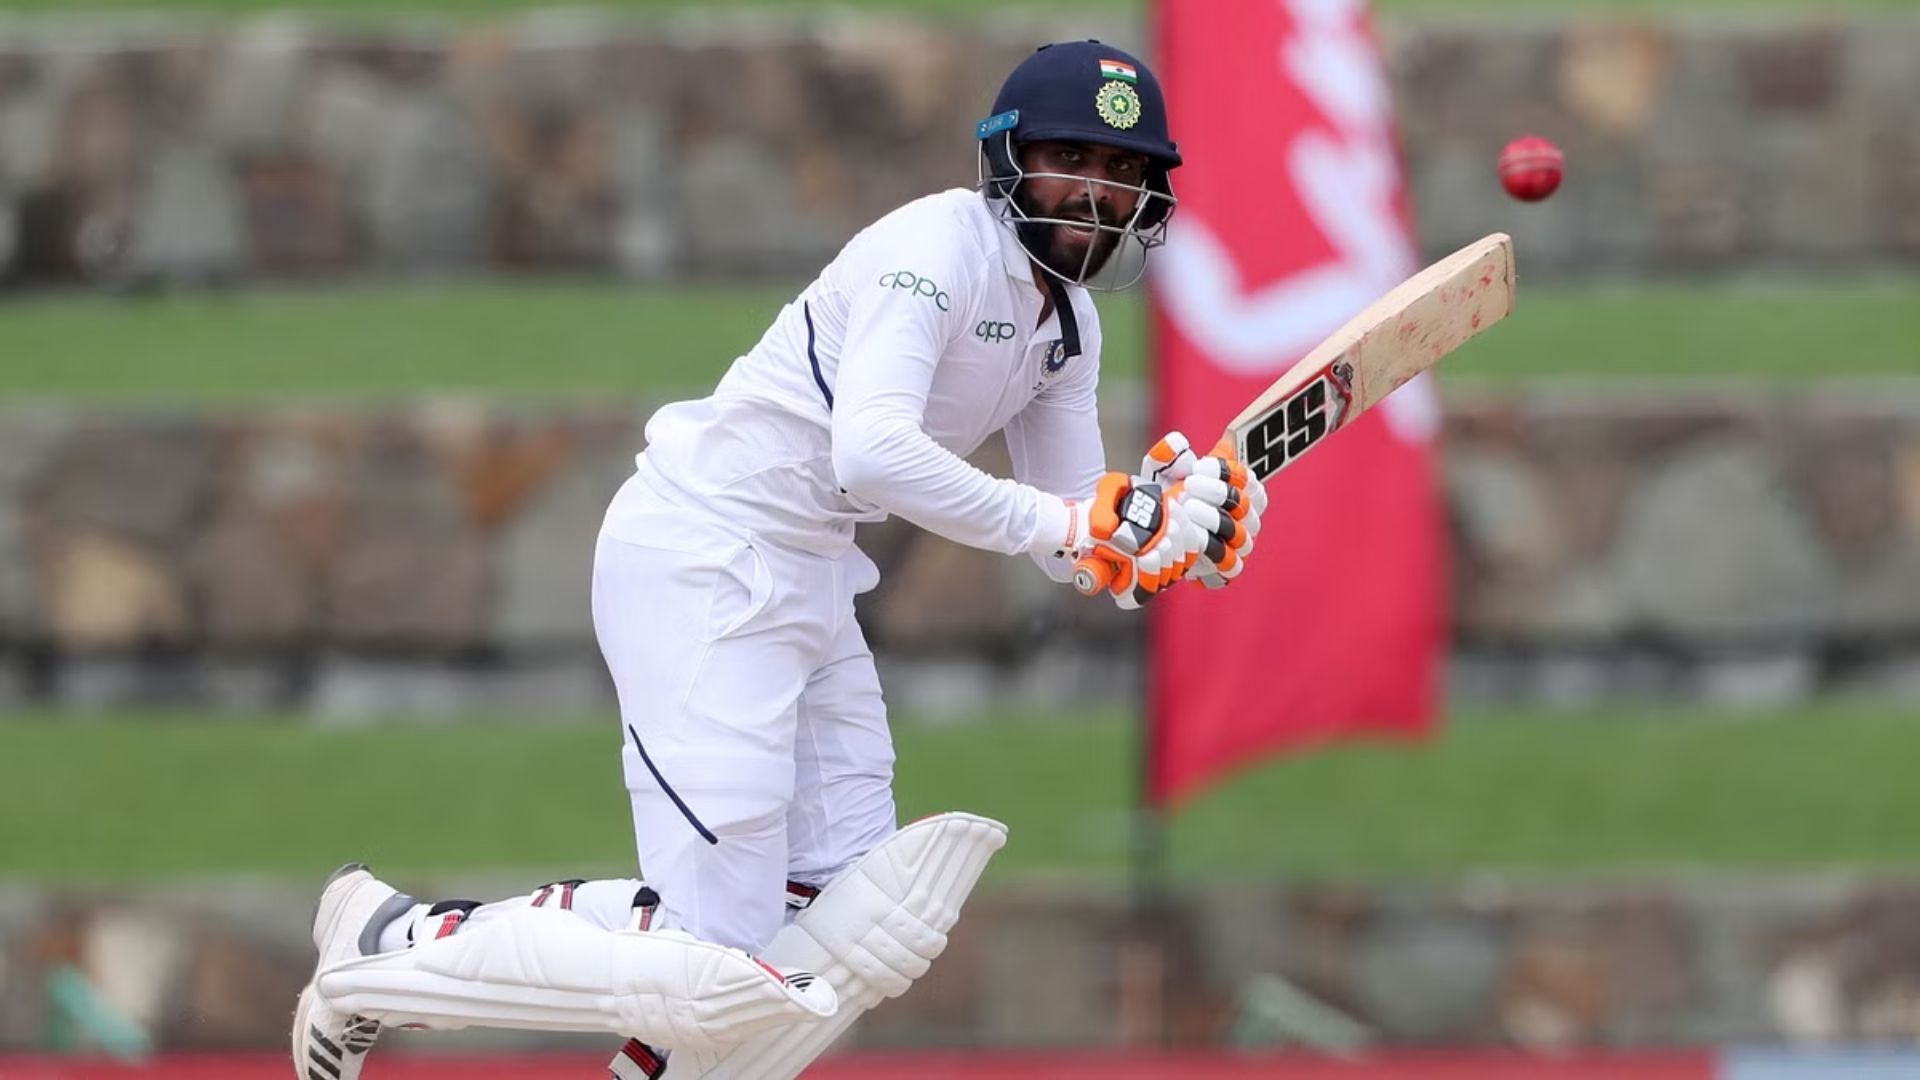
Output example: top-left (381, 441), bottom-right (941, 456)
top-left (1121, 490), bottom-right (1161, 533)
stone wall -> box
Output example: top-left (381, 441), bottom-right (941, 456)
top-left (7, 873), bottom-right (1920, 1052)
top-left (1, 12), bottom-right (1917, 286)
top-left (1, 387), bottom-right (1917, 715)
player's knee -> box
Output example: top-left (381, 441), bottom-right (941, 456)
top-left (707, 799), bottom-right (787, 838)
top-left (632, 769), bottom-right (790, 844)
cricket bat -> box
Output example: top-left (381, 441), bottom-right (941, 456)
top-left (1073, 231), bottom-right (1517, 596)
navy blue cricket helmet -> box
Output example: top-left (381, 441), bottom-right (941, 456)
top-left (976, 41), bottom-right (1181, 288)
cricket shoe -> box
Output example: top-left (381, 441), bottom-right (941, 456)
top-left (293, 863), bottom-right (417, 1080)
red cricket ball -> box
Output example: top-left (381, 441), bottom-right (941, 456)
top-left (1498, 135), bottom-right (1564, 202)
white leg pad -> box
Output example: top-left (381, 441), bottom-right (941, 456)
top-left (658, 810), bottom-right (1008, 1079)
top-left (314, 903), bottom-right (836, 1053)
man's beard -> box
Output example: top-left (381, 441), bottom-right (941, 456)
top-left (1013, 193), bottom-right (1121, 282)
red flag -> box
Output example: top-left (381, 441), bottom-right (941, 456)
top-left (1146, 0), bottom-right (1448, 807)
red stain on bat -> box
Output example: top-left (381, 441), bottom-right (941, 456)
top-left (1471, 313), bottom-right (1482, 329)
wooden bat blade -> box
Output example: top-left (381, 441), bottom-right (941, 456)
top-left (1228, 232), bottom-right (1514, 481)
top-left (1071, 233), bottom-right (1516, 597)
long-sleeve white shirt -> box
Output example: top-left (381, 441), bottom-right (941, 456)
top-left (634, 189), bottom-right (1107, 577)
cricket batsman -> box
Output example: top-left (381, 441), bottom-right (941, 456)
top-left (293, 40), bottom-right (1265, 1080)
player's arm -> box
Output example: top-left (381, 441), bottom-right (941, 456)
top-left (1004, 330), bottom-right (1106, 584)
top-left (828, 246), bottom-right (1074, 557)
top-left (832, 294), bottom-right (1205, 608)
top-left (1006, 330), bottom-right (1262, 599)
top-left (828, 230), bottom-right (1218, 603)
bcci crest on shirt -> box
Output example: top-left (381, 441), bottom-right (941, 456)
top-left (1042, 339), bottom-right (1071, 377)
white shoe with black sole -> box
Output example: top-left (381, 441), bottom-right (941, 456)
top-left (292, 862), bottom-right (415, 1080)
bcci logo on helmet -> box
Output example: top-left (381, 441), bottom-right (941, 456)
top-left (1095, 80), bottom-right (1142, 130)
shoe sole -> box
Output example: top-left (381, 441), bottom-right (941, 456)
top-left (291, 981), bottom-right (329, 1080)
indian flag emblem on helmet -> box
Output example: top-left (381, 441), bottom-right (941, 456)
top-left (1098, 59), bottom-right (1138, 83)
top-left (1096, 80), bottom-right (1142, 130)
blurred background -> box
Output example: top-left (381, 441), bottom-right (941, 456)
top-left (1, 0), bottom-right (1917, 1077)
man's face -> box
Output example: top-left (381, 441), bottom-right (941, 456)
top-left (1014, 140), bottom-right (1152, 281)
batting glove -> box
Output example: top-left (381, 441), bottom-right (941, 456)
top-left (1183, 438), bottom-right (1266, 588)
top-left (1064, 432), bottom-right (1220, 608)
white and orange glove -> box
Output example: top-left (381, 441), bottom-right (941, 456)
top-left (1061, 472), bottom-right (1201, 609)
top-left (1180, 437), bottom-right (1267, 588)
top-left (1066, 433), bottom-right (1232, 608)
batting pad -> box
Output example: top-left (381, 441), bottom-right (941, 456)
top-left (657, 810), bottom-right (1009, 1079)
top-left (314, 903), bottom-right (836, 1053)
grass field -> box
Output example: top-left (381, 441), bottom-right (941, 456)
top-left (4, 278), bottom-right (1915, 401)
top-left (8, 702), bottom-right (1920, 883)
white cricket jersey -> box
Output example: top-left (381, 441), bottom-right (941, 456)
top-left (632, 188), bottom-right (1107, 573)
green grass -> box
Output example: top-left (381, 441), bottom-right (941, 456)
top-left (7, 702), bottom-right (1920, 883)
top-left (1, 281), bottom-right (802, 403)
top-left (3, 278), bottom-right (1915, 402)
top-left (1446, 278), bottom-right (1920, 385)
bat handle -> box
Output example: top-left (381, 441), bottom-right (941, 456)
top-left (1072, 554), bottom-right (1116, 596)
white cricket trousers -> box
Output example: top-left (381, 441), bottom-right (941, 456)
top-left (590, 467), bottom-right (898, 955)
